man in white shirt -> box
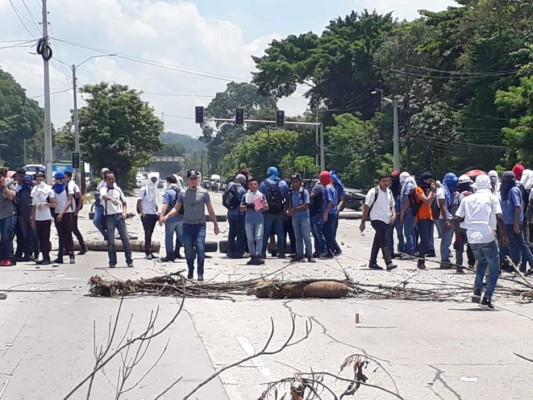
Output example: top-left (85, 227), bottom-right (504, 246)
top-left (52, 171), bottom-right (76, 264)
top-left (93, 168), bottom-right (109, 241)
top-left (360, 175), bottom-right (398, 271)
top-left (455, 175), bottom-right (509, 310)
top-left (436, 173), bottom-right (458, 269)
top-left (101, 172), bottom-right (133, 268)
top-left (65, 171), bottom-right (87, 255)
top-left (31, 173), bottom-right (56, 265)
top-left (137, 174), bottom-right (160, 259)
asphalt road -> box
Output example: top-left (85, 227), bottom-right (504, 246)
top-left (1, 190), bottom-right (533, 399)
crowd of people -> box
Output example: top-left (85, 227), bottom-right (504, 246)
top-left (360, 164), bottom-right (533, 310)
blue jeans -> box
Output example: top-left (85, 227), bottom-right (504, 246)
top-left (436, 219), bottom-right (454, 262)
top-left (416, 219), bottom-right (433, 260)
top-left (262, 212), bottom-right (285, 256)
top-left (470, 240), bottom-right (500, 300)
top-left (228, 214), bottom-right (246, 257)
top-left (506, 224), bottom-right (533, 266)
top-left (310, 214), bottom-right (326, 255)
top-left (182, 223), bottom-right (206, 275)
top-left (245, 222), bottom-right (263, 257)
top-left (105, 214), bottom-right (132, 265)
top-left (0, 215), bottom-right (15, 262)
top-left (387, 216), bottom-right (405, 255)
top-left (324, 213), bottom-right (341, 254)
top-left (292, 215), bottom-right (312, 258)
top-left (403, 212), bottom-right (415, 255)
top-left (93, 204), bottom-right (108, 241)
top-left (165, 219), bottom-right (182, 259)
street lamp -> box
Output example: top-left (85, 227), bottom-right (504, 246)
top-left (372, 90), bottom-right (400, 171)
top-left (56, 54), bottom-right (117, 185)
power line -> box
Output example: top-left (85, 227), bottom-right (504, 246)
top-left (162, 113), bottom-right (195, 120)
top-left (30, 88), bottom-right (71, 99)
top-left (0, 40), bottom-right (35, 50)
top-left (8, 0), bottom-right (39, 39)
top-left (50, 37), bottom-right (250, 83)
top-left (20, 0), bottom-right (40, 27)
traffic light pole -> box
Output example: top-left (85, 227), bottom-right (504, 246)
top-left (206, 117), bottom-right (325, 169)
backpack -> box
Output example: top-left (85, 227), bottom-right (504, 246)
top-left (365, 187), bottom-right (379, 221)
top-left (222, 184), bottom-right (241, 210)
top-left (264, 180), bottom-right (285, 214)
top-left (431, 196), bottom-right (440, 220)
top-left (407, 188), bottom-right (422, 217)
top-left (166, 188), bottom-right (183, 215)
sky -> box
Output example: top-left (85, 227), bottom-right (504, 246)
top-left (0, 0), bottom-right (457, 138)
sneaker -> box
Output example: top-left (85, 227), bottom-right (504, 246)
top-left (439, 262), bottom-right (453, 270)
top-left (399, 254), bottom-right (414, 261)
top-left (0, 260), bottom-right (14, 267)
top-left (187, 271), bottom-right (193, 279)
top-left (321, 252), bottom-right (334, 259)
top-left (247, 257), bottom-right (255, 265)
top-left (258, 257), bottom-right (265, 265)
top-left (520, 264), bottom-right (527, 273)
top-left (109, 263), bottom-right (116, 268)
top-left (369, 263), bottom-right (384, 270)
top-left (197, 274), bottom-right (204, 282)
top-left (426, 252), bottom-right (436, 258)
top-left (307, 257), bottom-right (316, 263)
top-left (252, 256), bottom-right (262, 265)
top-left (479, 297), bottom-right (495, 310)
top-left (386, 263), bottom-right (398, 271)
top-left (417, 260), bottom-right (426, 270)
top-left (16, 256), bottom-right (31, 262)
top-left (78, 247), bottom-right (88, 256)
top-left (278, 253), bottom-right (286, 259)
top-left (53, 258), bottom-right (64, 264)
top-left (291, 255), bottom-right (304, 263)
top-left (312, 252), bottom-right (322, 258)
top-left (456, 267), bottom-right (465, 274)
top-left (144, 254), bottom-right (152, 260)
top-left (127, 263), bottom-right (134, 268)
top-left (70, 255), bottom-right (76, 264)
top-left (40, 259), bottom-right (52, 266)
top-left (525, 269), bottom-right (533, 276)
top-left (334, 249), bottom-right (343, 256)
top-left (159, 256), bottom-right (175, 263)
top-left (471, 289), bottom-right (482, 303)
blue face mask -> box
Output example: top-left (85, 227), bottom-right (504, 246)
top-left (53, 180), bottom-right (66, 194)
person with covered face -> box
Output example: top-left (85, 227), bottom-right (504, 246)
top-left (0, 168), bottom-right (16, 266)
top-left (500, 171), bottom-right (533, 275)
top-left (93, 168), bottom-right (110, 241)
top-left (400, 172), bottom-right (416, 257)
top-left (14, 174), bottom-right (35, 262)
top-left (452, 175), bottom-right (476, 272)
top-left (52, 171), bottom-right (75, 264)
top-left (387, 171), bottom-right (405, 258)
top-left (320, 171), bottom-right (342, 257)
top-left (435, 173), bottom-right (458, 269)
top-left (456, 175), bottom-right (509, 310)
top-left (413, 172), bottom-right (436, 270)
top-left (31, 173), bottom-right (56, 265)
top-left (137, 173), bottom-right (160, 259)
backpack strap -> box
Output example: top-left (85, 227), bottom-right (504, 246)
top-left (367, 187), bottom-right (379, 217)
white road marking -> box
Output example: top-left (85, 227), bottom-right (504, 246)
top-left (235, 336), bottom-right (272, 378)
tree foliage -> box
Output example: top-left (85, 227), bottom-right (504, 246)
top-left (67, 83), bottom-right (163, 187)
top-left (0, 69), bottom-right (43, 168)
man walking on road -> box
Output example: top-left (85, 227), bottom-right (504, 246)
top-left (224, 174), bottom-right (247, 259)
top-left (164, 169), bottom-right (220, 281)
top-left (159, 175), bottom-right (183, 262)
top-left (455, 174), bottom-right (509, 310)
top-left (360, 175), bottom-right (398, 271)
top-left (31, 173), bottom-right (55, 265)
top-left (100, 172), bottom-right (133, 268)
top-left (93, 168), bottom-right (109, 241)
top-left (436, 173), bottom-right (458, 269)
top-left (320, 171), bottom-right (342, 258)
top-left (52, 171), bottom-right (75, 264)
top-left (138, 173), bottom-right (160, 259)
top-left (64, 171), bottom-right (87, 255)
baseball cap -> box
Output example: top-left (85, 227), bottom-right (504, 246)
top-left (187, 169), bottom-right (199, 179)
top-left (54, 171), bottom-right (65, 180)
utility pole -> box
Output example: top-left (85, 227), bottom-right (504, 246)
top-left (315, 111), bottom-right (319, 167)
top-left (23, 139), bottom-right (27, 165)
top-left (320, 122), bottom-right (325, 171)
top-left (392, 99), bottom-right (400, 171)
top-left (72, 64), bottom-right (80, 185)
top-left (42, 0), bottom-right (53, 183)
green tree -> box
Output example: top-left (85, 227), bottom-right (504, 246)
top-left (153, 142), bottom-right (185, 157)
top-left (253, 11), bottom-right (396, 119)
top-left (0, 69), bottom-right (43, 168)
top-left (293, 156), bottom-right (319, 178)
top-left (200, 82), bottom-right (277, 173)
top-left (60, 83), bottom-right (163, 187)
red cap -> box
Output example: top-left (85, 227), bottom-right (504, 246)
top-left (512, 164), bottom-right (525, 180)
top-left (319, 171), bottom-right (331, 185)
top-left (392, 170), bottom-right (400, 177)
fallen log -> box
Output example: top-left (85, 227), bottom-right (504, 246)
top-left (248, 280), bottom-right (349, 299)
top-left (73, 240), bottom-right (161, 253)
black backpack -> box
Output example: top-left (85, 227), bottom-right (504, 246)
top-left (264, 180), bottom-right (285, 214)
top-left (223, 184), bottom-right (241, 210)
top-left (166, 188), bottom-right (184, 215)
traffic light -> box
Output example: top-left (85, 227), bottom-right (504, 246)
top-left (195, 106), bottom-right (204, 124)
top-left (72, 152), bottom-right (80, 169)
top-left (276, 110), bottom-right (285, 127)
top-left (235, 108), bottom-right (244, 125)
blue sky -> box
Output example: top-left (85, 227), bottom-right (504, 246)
top-left (0, 0), bottom-right (457, 137)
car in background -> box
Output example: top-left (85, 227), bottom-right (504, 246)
top-left (344, 188), bottom-right (366, 210)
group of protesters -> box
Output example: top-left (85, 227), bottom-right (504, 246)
top-left (0, 168), bottom-right (85, 267)
top-left (360, 164), bottom-right (533, 310)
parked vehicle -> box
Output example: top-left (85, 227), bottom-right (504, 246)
top-left (344, 188), bottom-right (366, 210)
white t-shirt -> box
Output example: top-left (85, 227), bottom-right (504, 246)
top-left (455, 190), bottom-right (501, 244)
top-left (138, 187), bottom-right (158, 215)
top-left (101, 186), bottom-right (126, 215)
top-left (436, 187), bottom-right (453, 220)
top-left (365, 187), bottom-right (394, 223)
top-left (54, 184), bottom-right (75, 214)
top-left (31, 184), bottom-right (55, 221)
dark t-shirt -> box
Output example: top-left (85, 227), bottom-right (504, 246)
top-left (310, 184), bottom-right (324, 216)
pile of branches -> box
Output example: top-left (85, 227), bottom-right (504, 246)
top-left (88, 270), bottom-right (533, 303)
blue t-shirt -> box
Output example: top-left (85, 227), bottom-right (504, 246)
top-left (259, 177), bottom-right (289, 198)
top-left (226, 182), bottom-right (246, 217)
top-left (324, 185), bottom-right (338, 215)
top-left (289, 187), bottom-right (310, 218)
top-left (163, 188), bottom-right (182, 223)
top-left (401, 181), bottom-right (415, 210)
top-left (501, 186), bottom-right (523, 225)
